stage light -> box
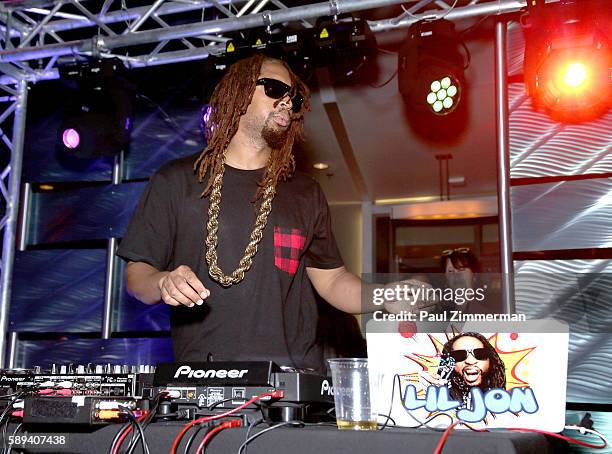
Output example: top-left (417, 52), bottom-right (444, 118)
top-left (523, 0), bottom-right (611, 121)
top-left (62, 128), bottom-right (80, 149)
top-left (563, 62), bottom-right (587, 88)
top-left (57, 58), bottom-right (134, 158)
top-left (426, 74), bottom-right (461, 115)
top-left (200, 104), bottom-right (216, 141)
top-left (398, 20), bottom-right (467, 117)
top-left (314, 15), bottom-right (376, 79)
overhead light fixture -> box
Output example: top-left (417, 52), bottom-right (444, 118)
top-left (316, 15), bottom-right (376, 80)
top-left (391, 197), bottom-right (498, 220)
top-left (203, 17), bottom-right (374, 85)
top-left (523, 0), bottom-right (611, 121)
top-left (57, 58), bottom-right (134, 159)
top-left (398, 19), bottom-right (467, 117)
top-left (426, 76), bottom-right (460, 115)
top-left (313, 162), bottom-right (329, 170)
top-left (280, 29), bottom-right (315, 81)
top-left (62, 128), bottom-right (80, 149)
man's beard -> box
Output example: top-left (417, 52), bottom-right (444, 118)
top-left (261, 116), bottom-right (290, 149)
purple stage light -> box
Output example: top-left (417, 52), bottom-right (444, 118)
top-left (62, 128), bottom-right (80, 149)
top-left (200, 104), bottom-right (215, 139)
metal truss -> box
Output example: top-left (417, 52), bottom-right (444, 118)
top-left (0, 0), bottom-right (526, 82)
top-left (0, 80), bottom-right (27, 367)
top-left (0, 0), bottom-right (526, 365)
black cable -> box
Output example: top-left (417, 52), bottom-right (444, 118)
top-left (108, 419), bottom-right (133, 454)
top-left (0, 392), bottom-right (25, 400)
top-left (5, 422), bottom-right (22, 454)
top-left (184, 424), bottom-right (213, 454)
top-left (376, 413), bottom-right (396, 428)
top-left (299, 422), bottom-right (338, 428)
top-left (460, 15), bottom-right (490, 36)
top-left (237, 422), bottom-right (294, 454)
top-left (122, 408), bottom-right (150, 454)
top-left (125, 391), bottom-right (167, 454)
top-left (241, 418), bottom-right (265, 454)
top-left (207, 398), bottom-right (234, 411)
top-left (369, 69), bottom-right (398, 89)
top-left (379, 374), bottom-right (454, 431)
top-left (460, 40), bottom-right (472, 70)
top-left (1, 416), bottom-right (11, 454)
top-left (379, 374), bottom-right (401, 431)
top-left (0, 392), bottom-right (26, 454)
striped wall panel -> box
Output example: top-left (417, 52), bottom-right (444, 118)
top-left (10, 249), bottom-right (106, 332)
top-left (29, 182), bottom-right (146, 245)
top-left (113, 259), bottom-right (171, 333)
top-left (515, 260), bottom-right (612, 404)
top-left (15, 337), bottom-right (174, 369)
top-left (511, 178), bottom-right (612, 252)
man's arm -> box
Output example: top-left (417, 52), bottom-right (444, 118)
top-left (126, 262), bottom-right (168, 305)
top-left (306, 266), bottom-right (378, 314)
top-left (126, 261), bottom-right (209, 307)
top-left (306, 266), bottom-right (432, 315)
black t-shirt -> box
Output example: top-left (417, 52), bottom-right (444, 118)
top-left (117, 154), bottom-right (344, 371)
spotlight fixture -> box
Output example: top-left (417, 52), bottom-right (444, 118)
top-left (314, 15), bottom-right (376, 79)
top-left (398, 19), bottom-right (467, 117)
top-left (426, 76), bottom-right (460, 115)
top-left (57, 58), bottom-right (134, 158)
top-left (62, 128), bottom-right (80, 149)
top-left (523, 0), bottom-right (611, 121)
top-left (203, 17), bottom-right (374, 85)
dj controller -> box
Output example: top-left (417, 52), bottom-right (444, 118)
top-left (0, 361), bottom-right (334, 426)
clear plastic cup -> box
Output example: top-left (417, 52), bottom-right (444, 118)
top-left (327, 358), bottom-right (377, 430)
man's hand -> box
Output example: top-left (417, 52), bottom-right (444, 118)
top-left (158, 265), bottom-right (210, 308)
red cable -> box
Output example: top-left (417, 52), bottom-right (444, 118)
top-left (170, 390), bottom-right (282, 454)
top-left (433, 421), bottom-right (461, 454)
top-left (432, 422), bottom-right (607, 454)
top-left (112, 413), bottom-right (149, 454)
top-left (508, 428), bottom-right (608, 449)
top-left (195, 420), bottom-right (241, 454)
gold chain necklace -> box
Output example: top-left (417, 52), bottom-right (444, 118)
top-left (205, 157), bottom-right (276, 287)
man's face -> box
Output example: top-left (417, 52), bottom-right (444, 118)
top-left (241, 59), bottom-right (295, 149)
top-left (451, 336), bottom-right (490, 387)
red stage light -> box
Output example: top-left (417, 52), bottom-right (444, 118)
top-left (523, 1), bottom-right (611, 122)
top-left (536, 46), bottom-right (609, 117)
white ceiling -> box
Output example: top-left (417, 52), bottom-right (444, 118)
top-left (300, 26), bottom-right (500, 205)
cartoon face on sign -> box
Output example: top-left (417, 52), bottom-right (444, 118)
top-left (443, 332), bottom-right (505, 403)
top-left (366, 319), bottom-right (569, 431)
top-left (400, 331), bottom-right (538, 423)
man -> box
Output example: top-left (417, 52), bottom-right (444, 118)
top-left (441, 332), bottom-right (506, 406)
top-left (117, 54), bottom-right (367, 372)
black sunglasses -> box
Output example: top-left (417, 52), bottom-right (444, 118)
top-left (256, 78), bottom-right (303, 113)
top-left (450, 348), bottom-right (488, 362)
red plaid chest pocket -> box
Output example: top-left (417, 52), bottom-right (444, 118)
top-left (274, 226), bottom-right (307, 275)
